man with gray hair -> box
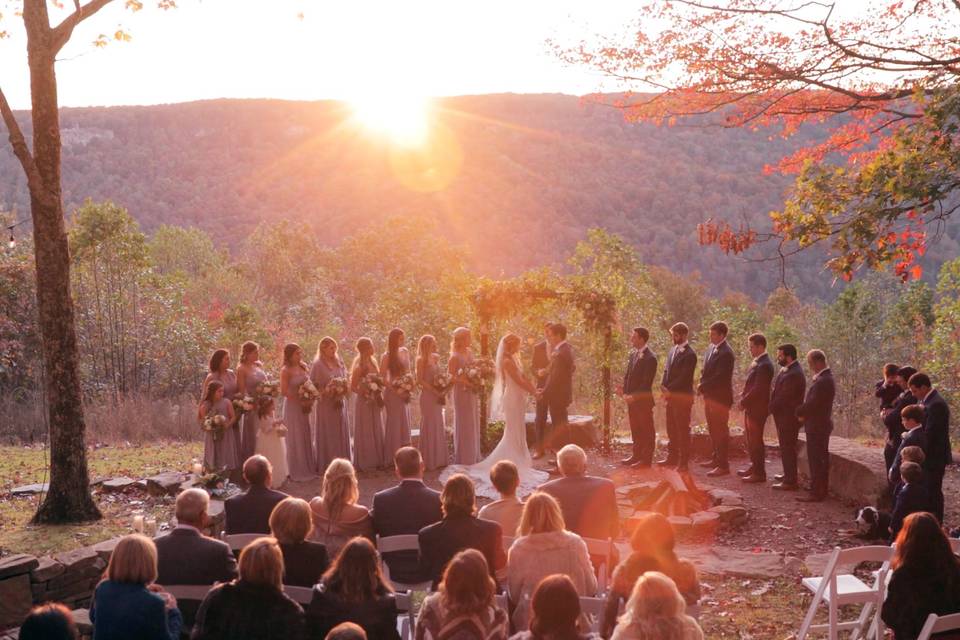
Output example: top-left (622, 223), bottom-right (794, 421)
top-left (537, 444), bottom-right (619, 543)
top-left (155, 488), bottom-right (237, 625)
top-left (224, 455), bottom-right (288, 534)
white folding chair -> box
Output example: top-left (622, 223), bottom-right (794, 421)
top-left (494, 593), bottom-right (508, 612)
top-left (579, 596), bottom-right (607, 634)
top-left (917, 612), bottom-right (960, 640)
top-left (582, 537), bottom-right (614, 594)
top-left (394, 591), bottom-right (414, 640)
top-left (282, 585), bottom-right (314, 605)
top-left (376, 534), bottom-right (433, 592)
top-left (221, 532), bottom-right (262, 553)
top-left (797, 545), bottom-right (893, 640)
top-left (950, 537), bottom-right (960, 555)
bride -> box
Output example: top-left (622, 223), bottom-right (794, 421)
top-left (442, 333), bottom-right (549, 499)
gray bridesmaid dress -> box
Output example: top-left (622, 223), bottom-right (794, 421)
top-left (353, 366), bottom-right (386, 471)
top-left (383, 358), bottom-right (412, 461)
top-left (452, 351), bottom-right (481, 465)
top-left (418, 359), bottom-right (448, 470)
top-left (283, 367), bottom-right (317, 481)
top-left (311, 357), bottom-right (352, 474)
top-left (202, 397), bottom-right (241, 472)
top-left (207, 369), bottom-right (240, 462)
top-left (240, 365), bottom-right (266, 462)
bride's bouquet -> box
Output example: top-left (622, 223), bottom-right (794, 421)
top-left (297, 378), bottom-right (321, 412)
top-left (231, 395), bottom-right (256, 415)
top-left (256, 380), bottom-right (281, 399)
top-left (201, 414), bottom-right (228, 442)
top-left (323, 377), bottom-right (350, 409)
top-left (391, 372), bottom-right (417, 404)
top-left (360, 372), bottom-right (386, 408)
top-left (459, 357), bottom-right (496, 394)
top-left (433, 371), bottom-right (454, 405)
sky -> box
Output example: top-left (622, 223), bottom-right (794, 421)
top-left (0, 0), bottom-right (646, 109)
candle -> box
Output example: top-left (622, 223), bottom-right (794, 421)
top-left (132, 515), bottom-right (144, 533)
top-left (145, 518), bottom-right (157, 537)
top-left (192, 463), bottom-right (203, 476)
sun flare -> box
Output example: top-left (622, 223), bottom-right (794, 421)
top-left (349, 94), bottom-right (431, 146)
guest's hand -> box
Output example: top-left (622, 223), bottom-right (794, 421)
top-left (149, 585), bottom-right (178, 610)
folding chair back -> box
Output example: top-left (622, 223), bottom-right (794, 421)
top-left (579, 596), bottom-right (606, 634)
top-left (917, 612), bottom-right (960, 640)
top-left (376, 534), bottom-right (432, 592)
top-left (221, 533), bottom-right (262, 553)
top-left (582, 537), bottom-right (613, 593)
top-left (283, 585), bottom-right (314, 605)
top-left (395, 591), bottom-right (414, 640)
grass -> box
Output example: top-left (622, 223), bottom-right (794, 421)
top-left (0, 441), bottom-right (202, 557)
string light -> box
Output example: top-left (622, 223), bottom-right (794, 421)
top-left (5, 218), bottom-right (26, 251)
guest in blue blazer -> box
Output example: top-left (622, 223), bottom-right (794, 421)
top-left (90, 534), bottom-right (182, 640)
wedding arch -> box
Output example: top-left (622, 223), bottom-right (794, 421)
top-left (470, 277), bottom-right (618, 449)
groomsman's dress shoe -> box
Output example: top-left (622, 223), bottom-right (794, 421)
top-left (706, 467), bottom-right (730, 477)
top-left (741, 474), bottom-right (766, 484)
top-left (655, 458), bottom-right (677, 468)
top-left (737, 468), bottom-right (754, 478)
top-left (796, 493), bottom-right (826, 503)
top-left (698, 459), bottom-right (718, 469)
top-left (773, 473), bottom-right (785, 482)
top-left (621, 456), bottom-right (640, 466)
top-left (771, 481), bottom-right (798, 491)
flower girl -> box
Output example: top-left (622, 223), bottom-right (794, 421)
top-left (255, 398), bottom-right (289, 488)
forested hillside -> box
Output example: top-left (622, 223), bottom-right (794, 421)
top-left (2, 95), bottom-right (957, 300)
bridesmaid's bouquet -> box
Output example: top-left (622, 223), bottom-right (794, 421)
top-left (256, 380), bottom-right (281, 399)
top-left (261, 419), bottom-right (288, 438)
top-left (232, 395), bottom-right (256, 414)
top-left (459, 357), bottom-right (497, 394)
top-left (298, 379), bottom-right (321, 412)
top-left (201, 414), bottom-right (228, 442)
top-left (360, 372), bottom-right (387, 408)
top-left (433, 371), bottom-right (454, 405)
top-left (391, 372), bottom-right (417, 404)
top-left (323, 377), bottom-right (350, 409)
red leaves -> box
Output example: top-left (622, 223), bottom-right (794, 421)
top-left (697, 219), bottom-right (757, 255)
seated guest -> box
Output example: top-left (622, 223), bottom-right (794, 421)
top-left (371, 446), bottom-right (442, 585)
top-left (192, 536), bottom-right (305, 640)
top-left (507, 492), bottom-right (597, 631)
top-left (309, 459), bottom-right (373, 559)
top-left (306, 537), bottom-right (400, 640)
top-left (415, 549), bottom-right (509, 640)
top-left (478, 460), bottom-right (525, 536)
top-left (602, 513), bottom-right (699, 638)
top-left (889, 404), bottom-right (927, 486)
top-left (889, 462), bottom-right (929, 542)
top-left (225, 455), bottom-right (288, 534)
top-left (537, 445), bottom-right (619, 548)
top-left (19, 603), bottom-right (78, 640)
top-left (508, 574), bottom-right (600, 640)
top-left (418, 474), bottom-right (506, 589)
top-left (155, 488), bottom-right (237, 626)
top-left (90, 534), bottom-right (182, 640)
top-left (610, 571), bottom-right (704, 640)
top-left (270, 497), bottom-right (329, 587)
top-left (882, 513), bottom-right (960, 640)
top-left (325, 623), bottom-right (367, 640)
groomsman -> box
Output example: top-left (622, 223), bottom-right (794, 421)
top-left (906, 372), bottom-right (951, 522)
top-left (618, 327), bottom-right (658, 468)
top-left (658, 322), bottom-right (697, 472)
top-left (769, 344), bottom-right (805, 491)
top-left (532, 323), bottom-right (552, 458)
top-left (737, 334), bottom-right (775, 483)
top-left (795, 349), bottom-right (835, 502)
top-left (697, 321), bottom-right (735, 476)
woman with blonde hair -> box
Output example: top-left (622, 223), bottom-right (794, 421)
top-left (311, 336), bottom-right (352, 472)
top-left (610, 572), bottom-right (703, 640)
top-left (269, 497), bottom-right (329, 587)
top-left (449, 327), bottom-right (480, 464)
top-left (507, 492), bottom-right (596, 631)
top-left (416, 549), bottom-right (509, 640)
top-left (350, 337), bottom-right (386, 470)
top-left (192, 537), bottom-right (305, 639)
top-left (417, 334), bottom-right (448, 470)
top-left (89, 534), bottom-right (181, 640)
top-left (309, 458), bottom-right (373, 558)
top-left (236, 340), bottom-right (266, 462)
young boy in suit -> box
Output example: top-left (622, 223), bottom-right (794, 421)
top-left (889, 461), bottom-right (929, 541)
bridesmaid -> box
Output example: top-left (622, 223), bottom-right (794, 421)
top-left (202, 349), bottom-right (238, 400)
top-left (280, 343), bottom-right (317, 482)
top-left (350, 337), bottom-right (386, 471)
top-left (235, 341), bottom-right (266, 463)
top-left (311, 336), bottom-right (352, 474)
top-left (197, 380), bottom-right (241, 474)
top-left (417, 334), bottom-right (448, 470)
top-left (449, 327), bottom-right (480, 464)
top-left (379, 328), bottom-right (412, 460)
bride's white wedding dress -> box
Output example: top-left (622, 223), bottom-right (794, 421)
top-left (441, 341), bottom-right (548, 499)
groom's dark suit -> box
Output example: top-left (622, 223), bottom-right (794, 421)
top-left (532, 339), bottom-right (551, 450)
top-left (541, 341), bottom-right (575, 441)
top-left (623, 346), bottom-right (657, 465)
top-left (661, 342), bottom-right (697, 469)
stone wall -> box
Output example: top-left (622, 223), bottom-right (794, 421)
top-left (797, 434), bottom-right (890, 508)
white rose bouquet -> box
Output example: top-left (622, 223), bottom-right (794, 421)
top-left (201, 414), bottom-right (228, 441)
top-left (360, 372), bottom-right (387, 408)
top-left (323, 376), bottom-right (350, 409)
top-left (232, 395), bottom-right (256, 414)
top-left (391, 372), bottom-right (417, 404)
top-left (298, 378), bottom-right (321, 412)
top-left (433, 371), bottom-right (454, 405)
top-left (459, 357), bottom-right (496, 394)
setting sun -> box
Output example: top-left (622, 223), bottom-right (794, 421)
top-left (349, 94), bottom-right (432, 147)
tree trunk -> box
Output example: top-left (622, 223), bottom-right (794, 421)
top-left (24, 0), bottom-right (101, 523)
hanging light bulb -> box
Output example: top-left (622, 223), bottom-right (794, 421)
top-left (6, 229), bottom-right (14, 251)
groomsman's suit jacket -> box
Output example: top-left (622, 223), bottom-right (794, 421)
top-left (543, 341), bottom-right (575, 408)
top-left (884, 389), bottom-right (916, 441)
top-left (372, 479), bottom-right (442, 584)
top-left (623, 346), bottom-right (657, 408)
top-left (769, 361), bottom-right (806, 426)
top-left (532, 340), bottom-right (550, 390)
top-left (921, 389), bottom-right (952, 473)
top-left (661, 343), bottom-right (697, 397)
top-left (890, 426), bottom-right (927, 486)
top-left (224, 484), bottom-right (289, 535)
top-left (796, 368), bottom-right (836, 434)
top-left (698, 340), bottom-right (735, 408)
top-left (740, 353), bottom-right (775, 420)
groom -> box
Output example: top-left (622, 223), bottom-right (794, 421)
top-left (535, 323), bottom-right (575, 459)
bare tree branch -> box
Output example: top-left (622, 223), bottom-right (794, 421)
top-left (0, 86), bottom-right (53, 208)
top-left (51, 0), bottom-right (115, 53)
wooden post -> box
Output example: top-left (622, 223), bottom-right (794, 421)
top-left (602, 326), bottom-right (612, 451)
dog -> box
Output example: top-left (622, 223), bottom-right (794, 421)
top-left (854, 506), bottom-right (891, 540)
